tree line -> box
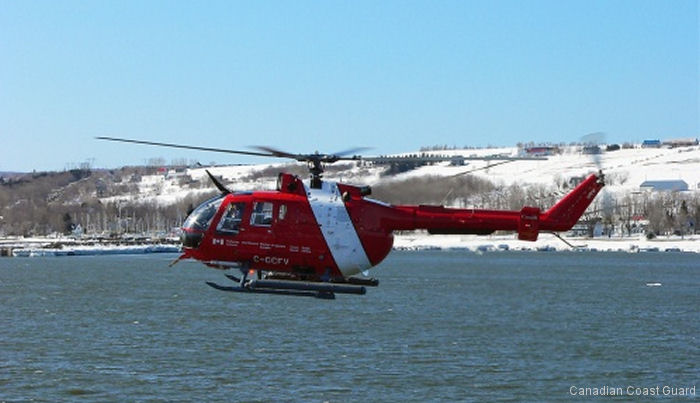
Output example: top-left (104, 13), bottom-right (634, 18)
top-left (0, 168), bottom-right (215, 237)
top-left (1, 167), bottom-right (698, 238)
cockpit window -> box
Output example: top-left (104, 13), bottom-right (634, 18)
top-left (250, 201), bottom-right (273, 226)
top-left (183, 196), bottom-right (224, 231)
top-left (217, 202), bottom-right (246, 234)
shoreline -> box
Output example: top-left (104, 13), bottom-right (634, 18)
top-left (393, 232), bottom-right (700, 254)
top-left (0, 236), bottom-right (181, 257)
top-left (2, 233), bottom-right (699, 257)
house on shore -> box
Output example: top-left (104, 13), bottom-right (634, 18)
top-left (641, 139), bottom-right (661, 148)
top-left (640, 180), bottom-right (689, 192)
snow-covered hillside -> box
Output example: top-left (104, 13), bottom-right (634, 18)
top-left (3, 143), bottom-right (698, 251)
top-left (112, 143), bottom-right (700, 207)
top-left (355, 145), bottom-right (700, 192)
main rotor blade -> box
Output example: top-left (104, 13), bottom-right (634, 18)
top-left (332, 147), bottom-right (373, 158)
top-left (250, 146), bottom-right (301, 160)
top-left (580, 132), bottom-right (606, 146)
top-left (251, 145), bottom-right (371, 162)
top-left (96, 136), bottom-right (274, 158)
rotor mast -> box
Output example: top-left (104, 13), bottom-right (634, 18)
top-left (308, 157), bottom-right (325, 189)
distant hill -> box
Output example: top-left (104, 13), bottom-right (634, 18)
top-left (1, 143), bottom-right (698, 238)
top-left (0, 171), bottom-right (24, 179)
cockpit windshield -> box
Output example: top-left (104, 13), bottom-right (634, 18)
top-left (183, 195), bottom-right (224, 231)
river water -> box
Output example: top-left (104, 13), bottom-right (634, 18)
top-left (1, 251), bottom-right (698, 402)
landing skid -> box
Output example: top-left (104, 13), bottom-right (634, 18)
top-left (207, 273), bottom-right (373, 299)
top-left (206, 281), bottom-right (334, 299)
top-left (225, 273), bottom-right (379, 287)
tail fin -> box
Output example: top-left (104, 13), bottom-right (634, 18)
top-left (540, 172), bottom-right (605, 231)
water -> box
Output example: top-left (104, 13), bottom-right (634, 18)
top-left (1, 251), bottom-right (698, 402)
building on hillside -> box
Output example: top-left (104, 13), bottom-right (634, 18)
top-left (521, 146), bottom-right (559, 157)
top-left (640, 180), bottom-right (689, 192)
top-left (568, 175), bottom-right (587, 187)
top-left (582, 145), bottom-right (601, 154)
top-left (166, 168), bottom-right (188, 178)
top-left (449, 156), bottom-right (465, 166)
top-left (662, 138), bottom-right (699, 148)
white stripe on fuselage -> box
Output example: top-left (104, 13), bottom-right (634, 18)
top-left (304, 181), bottom-right (371, 277)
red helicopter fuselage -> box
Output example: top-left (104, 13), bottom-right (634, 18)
top-left (179, 172), bottom-right (605, 281)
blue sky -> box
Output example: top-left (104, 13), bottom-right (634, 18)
top-left (1, 0), bottom-right (697, 171)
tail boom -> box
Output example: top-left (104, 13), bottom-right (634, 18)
top-left (382, 172), bottom-right (604, 241)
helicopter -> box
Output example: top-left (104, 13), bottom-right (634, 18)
top-left (97, 136), bottom-right (605, 299)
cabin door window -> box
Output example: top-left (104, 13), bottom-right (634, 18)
top-left (216, 202), bottom-right (246, 234)
top-left (250, 202), bottom-right (274, 227)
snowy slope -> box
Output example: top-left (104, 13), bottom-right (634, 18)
top-left (105, 144), bottom-right (700, 206)
top-left (364, 145), bottom-right (700, 194)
